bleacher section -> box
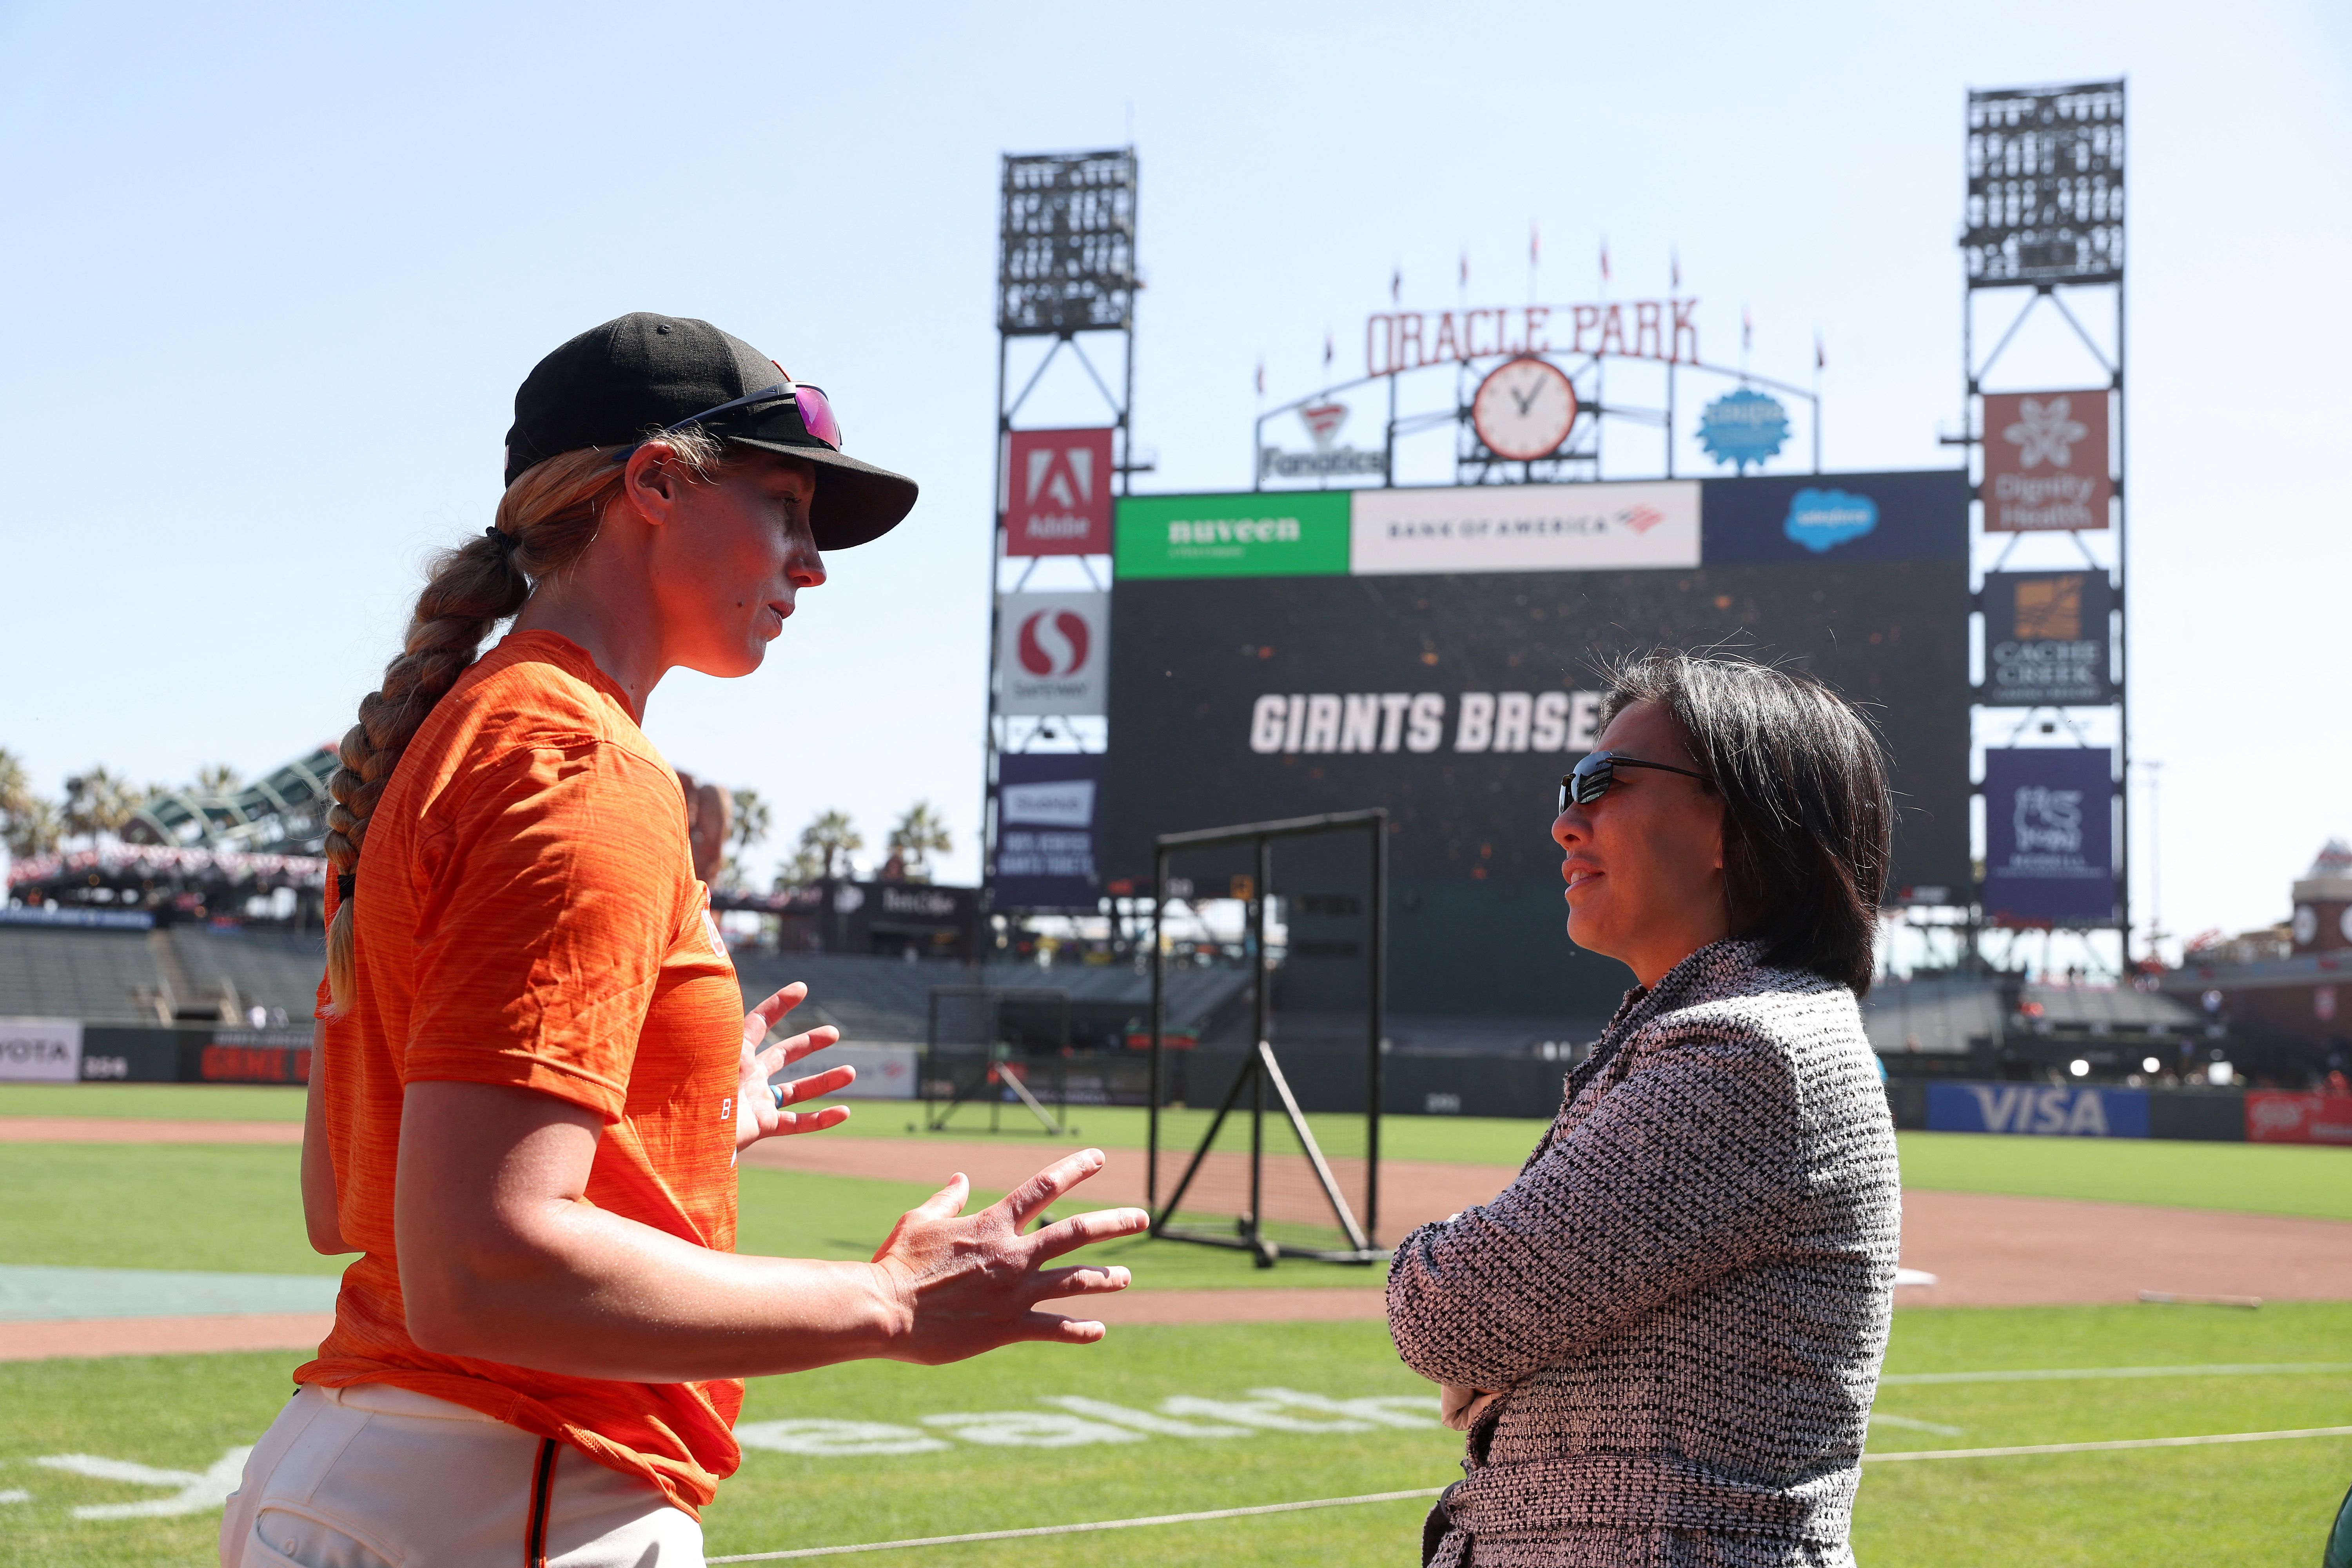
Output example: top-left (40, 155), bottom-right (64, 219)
top-left (730, 950), bottom-right (1257, 1048)
top-left (165, 926), bottom-right (332, 1020)
top-left (0, 926), bottom-right (169, 1022)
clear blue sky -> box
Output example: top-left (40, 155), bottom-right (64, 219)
top-left (2, 1), bottom-right (2345, 947)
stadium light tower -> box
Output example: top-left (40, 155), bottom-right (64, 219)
top-left (980, 149), bottom-right (1142, 926)
top-left (1956, 81), bottom-right (2132, 973)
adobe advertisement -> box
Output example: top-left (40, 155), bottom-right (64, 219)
top-left (1982, 570), bottom-right (2114, 706)
top-left (1980, 748), bottom-right (2116, 925)
top-left (1003, 428), bottom-right (1114, 555)
top-left (992, 753), bottom-right (1104, 910)
top-left (1981, 390), bottom-right (2112, 532)
top-left (995, 592), bottom-right (1109, 716)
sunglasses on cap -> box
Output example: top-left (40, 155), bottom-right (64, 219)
top-left (1559, 750), bottom-right (1711, 811)
top-left (609, 380), bottom-right (843, 463)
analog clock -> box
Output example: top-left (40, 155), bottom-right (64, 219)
top-left (1471, 357), bottom-right (1578, 461)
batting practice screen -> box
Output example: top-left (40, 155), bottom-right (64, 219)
top-left (1102, 470), bottom-right (1970, 1020)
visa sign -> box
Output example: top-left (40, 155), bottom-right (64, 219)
top-left (1926, 1082), bottom-right (2149, 1138)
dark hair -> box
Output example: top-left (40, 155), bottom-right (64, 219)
top-left (1599, 650), bottom-right (1892, 996)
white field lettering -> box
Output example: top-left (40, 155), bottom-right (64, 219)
top-left (735, 1387), bottom-right (1443, 1456)
top-left (1248, 690), bottom-right (1606, 756)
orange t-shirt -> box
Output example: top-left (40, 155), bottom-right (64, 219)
top-left (298, 630), bottom-right (746, 1514)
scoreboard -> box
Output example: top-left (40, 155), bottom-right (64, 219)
top-left (1096, 471), bottom-right (1971, 1020)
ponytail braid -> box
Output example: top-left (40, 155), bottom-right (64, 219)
top-left (321, 429), bottom-right (731, 1013)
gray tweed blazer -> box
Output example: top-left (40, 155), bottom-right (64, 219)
top-left (1386, 939), bottom-right (1900, 1568)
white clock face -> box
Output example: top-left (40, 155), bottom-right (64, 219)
top-left (1472, 357), bottom-right (1578, 461)
top-left (2293, 906), bottom-right (2319, 945)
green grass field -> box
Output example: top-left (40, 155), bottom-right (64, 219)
top-left (11, 1085), bottom-right (2349, 1221)
top-left (7, 1084), bottom-right (2352, 1564)
top-left (3, 1308), bottom-right (2348, 1566)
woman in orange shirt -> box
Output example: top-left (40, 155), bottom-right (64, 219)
top-left (221, 314), bottom-right (1145, 1568)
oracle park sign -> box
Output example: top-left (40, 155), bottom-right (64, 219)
top-left (1100, 470), bottom-right (1971, 1019)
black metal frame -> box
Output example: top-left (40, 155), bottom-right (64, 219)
top-left (1146, 809), bottom-right (1387, 1267)
top-left (922, 985), bottom-right (1072, 1135)
top-left (1954, 80), bottom-right (2132, 960)
top-left (980, 149), bottom-right (1141, 920)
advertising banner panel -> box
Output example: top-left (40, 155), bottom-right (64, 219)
top-left (1114, 492), bottom-right (1350, 579)
top-left (1350, 481), bottom-right (1699, 575)
top-left (0, 1016), bottom-right (82, 1082)
top-left (1982, 748), bottom-right (2116, 925)
top-left (2245, 1091), bottom-right (2352, 1145)
top-left (1004, 428), bottom-right (1114, 555)
top-left (1700, 470), bottom-right (1969, 565)
top-left (1982, 390), bottom-right (2112, 532)
top-left (993, 753), bottom-right (1103, 910)
top-left (1982, 570), bottom-right (2114, 706)
top-left (813, 1045), bottom-right (920, 1100)
top-left (1926, 1081), bottom-right (2150, 1137)
top-left (995, 592), bottom-right (1109, 716)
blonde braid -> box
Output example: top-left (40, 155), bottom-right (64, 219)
top-left (321, 432), bottom-right (728, 1012)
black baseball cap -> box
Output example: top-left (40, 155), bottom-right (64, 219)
top-left (503, 312), bottom-right (918, 551)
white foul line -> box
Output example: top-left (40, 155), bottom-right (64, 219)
top-left (709, 1426), bottom-right (2352, 1562)
top-left (705, 1488), bottom-right (1444, 1562)
top-left (1862, 1425), bottom-right (2352, 1463)
top-left (1879, 1361), bottom-right (2352, 1387)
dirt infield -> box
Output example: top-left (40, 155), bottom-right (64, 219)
top-left (0, 1290), bottom-right (1395, 1361)
top-left (0, 1116), bottom-right (299, 1143)
top-left (748, 1136), bottom-right (2352, 1307)
top-left (0, 1310), bottom-right (336, 1361)
top-left (12, 1122), bottom-right (2352, 1363)
top-left (1895, 1189), bottom-right (2352, 1306)
top-left (740, 1136), bottom-right (1498, 1238)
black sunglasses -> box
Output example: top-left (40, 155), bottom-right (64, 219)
top-left (1559, 750), bottom-right (1711, 811)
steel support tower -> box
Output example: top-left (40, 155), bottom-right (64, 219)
top-left (980, 148), bottom-right (1139, 919)
top-left (1957, 81), bottom-right (2131, 966)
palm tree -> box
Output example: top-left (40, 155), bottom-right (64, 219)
top-left (887, 802), bottom-right (953, 883)
top-left (771, 842), bottom-right (828, 891)
top-left (0, 748), bottom-right (30, 818)
top-left (63, 767), bottom-right (141, 844)
top-left (797, 809), bottom-right (862, 881)
top-left (730, 789), bottom-right (771, 856)
top-left (193, 763), bottom-right (241, 796)
top-left (4, 797), bottom-right (60, 858)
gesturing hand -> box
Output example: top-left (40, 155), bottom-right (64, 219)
top-left (870, 1149), bottom-right (1150, 1364)
top-left (736, 982), bottom-right (853, 1153)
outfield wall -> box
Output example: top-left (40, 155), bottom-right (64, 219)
top-left (13, 1020), bottom-right (2349, 1145)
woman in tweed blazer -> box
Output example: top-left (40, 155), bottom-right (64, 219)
top-left (1388, 653), bottom-right (1902, 1568)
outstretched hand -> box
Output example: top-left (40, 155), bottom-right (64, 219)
top-left (870, 1149), bottom-right (1149, 1363)
top-left (736, 982), bottom-right (853, 1152)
